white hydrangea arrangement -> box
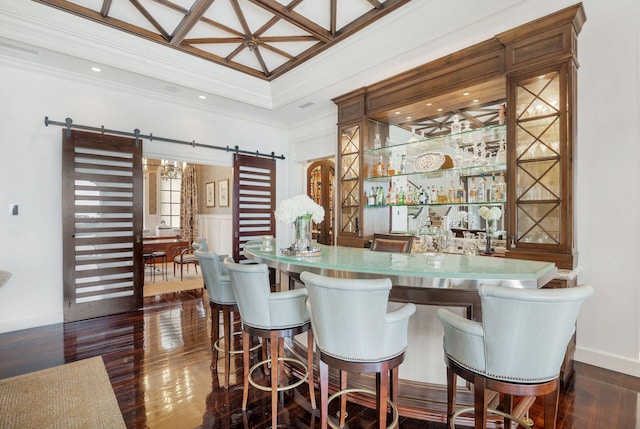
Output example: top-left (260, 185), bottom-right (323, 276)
top-left (274, 194), bottom-right (325, 224)
top-left (478, 206), bottom-right (502, 222)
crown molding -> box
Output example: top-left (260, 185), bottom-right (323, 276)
top-left (0, 0), bottom-right (273, 109)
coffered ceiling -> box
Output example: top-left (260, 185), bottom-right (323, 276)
top-left (33, 0), bottom-right (413, 81)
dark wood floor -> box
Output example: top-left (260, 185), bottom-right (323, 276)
top-left (0, 290), bottom-right (637, 429)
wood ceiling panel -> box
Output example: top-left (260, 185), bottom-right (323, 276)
top-left (370, 77), bottom-right (506, 136)
top-left (33, 0), bottom-right (414, 81)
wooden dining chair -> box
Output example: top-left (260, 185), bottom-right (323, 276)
top-left (370, 233), bottom-right (415, 253)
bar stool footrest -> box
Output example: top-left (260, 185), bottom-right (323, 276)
top-left (248, 357), bottom-right (309, 393)
top-left (327, 388), bottom-right (398, 429)
top-left (213, 332), bottom-right (261, 355)
top-left (450, 406), bottom-right (533, 429)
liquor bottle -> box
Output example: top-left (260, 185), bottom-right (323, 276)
top-left (367, 189), bottom-right (376, 206)
top-left (387, 158), bottom-right (395, 176)
top-left (477, 173), bottom-right (486, 203)
top-left (388, 185), bottom-right (396, 205)
top-left (364, 190), bottom-right (369, 205)
top-left (496, 173), bottom-right (506, 202)
top-left (418, 187), bottom-right (427, 205)
top-left (468, 178), bottom-right (477, 203)
top-left (448, 181), bottom-right (456, 203)
top-left (406, 186), bottom-right (415, 205)
top-left (451, 115), bottom-right (462, 136)
top-left (430, 186), bottom-right (438, 204)
top-left (456, 180), bottom-right (466, 203)
top-left (377, 186), bottom-right (385, 206)
top-left (375, 156), bottom-right (384, 177)
top-left (400, 154), bottom-right (407, 174)
top-left (486, 174), bottom-right (496, 202)
top-left (374, 133), bottom-right (382, 149)
top-left (438, 186), bottom-right (448, 203)
top-left (462, 120), bottom-right (472, 144)
top-left (398, 186), bottom-right (405, 205)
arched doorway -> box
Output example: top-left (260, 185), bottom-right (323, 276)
top-left (307, 160), bottom-right (335, 245)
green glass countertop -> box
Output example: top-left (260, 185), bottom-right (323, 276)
top-left (244, 242), bottom-right (557, 289)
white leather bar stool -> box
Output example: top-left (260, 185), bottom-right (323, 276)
top-left (437, 284), bottom-right (593, 429)
top-left (301, 271), bottom-right (416, 429)
top-left (224, 258), bottom-right (317, 429)
top-left (196, 250), bottom-right (259, 389)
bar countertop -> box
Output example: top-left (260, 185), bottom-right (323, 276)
top-left (244, 242), bottom-right (557, 289)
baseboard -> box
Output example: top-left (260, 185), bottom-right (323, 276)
top-left (0, 311), bottom-right (63, 335)
top-left (575, 346), bottom-right (640, 378)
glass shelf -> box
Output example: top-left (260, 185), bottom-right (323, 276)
top-left (365, 201), bottom-right (505, 208)
top-left (365, 123), bottom-right (506, 157)
top-left (364, 163), bottom-right (506, 181)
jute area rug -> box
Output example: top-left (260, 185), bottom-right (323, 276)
top-left (143, 263), bottom-right (203, 297)
top-left (0, 356), bottom-right (125, 428)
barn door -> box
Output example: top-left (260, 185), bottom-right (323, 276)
top-left (232, 154), bottom-right (276, 262)
top-left (62, 130), bottom-right (143, 322)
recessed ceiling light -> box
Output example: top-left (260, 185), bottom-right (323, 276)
top-left (405, 116), bottom-right (412, 120)
top-left (91, 67), bottom-right (101, 72)
top-left (437, 108), bottom-right (443, 112)
top-left (462, 92), bottom-right (470, 96)
top-left (425, 102), bottom-right (432, 106)
top-left (198, 95), bottom-right (206, 99)
top-left (395, 111), bottom-right (401, 115)
top-left (473, 99), bottom-right (480, 103)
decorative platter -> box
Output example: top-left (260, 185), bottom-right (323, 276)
top-left (413, 152), bottom-right (446, 172)
top-left (280, 247), bottom-right (322, 257)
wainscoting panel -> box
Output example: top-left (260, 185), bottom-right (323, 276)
top-left (198, 215), bottom-right (233, 256)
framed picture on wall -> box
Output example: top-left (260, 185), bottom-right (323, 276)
top-left (219, 179), bottom-right (229, 207)
top-left (206, 182), bottom-right (215, 207)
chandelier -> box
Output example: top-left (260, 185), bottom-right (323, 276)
top-left (160, 160), bottom-right (185, 180)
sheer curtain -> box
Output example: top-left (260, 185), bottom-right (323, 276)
top-left (180, 165), bottom-right (198, 243)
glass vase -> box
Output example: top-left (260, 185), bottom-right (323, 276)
top-left (486, 219), bottom-right (496, 237)
top-left (292, 215), bottom-right (312, 251)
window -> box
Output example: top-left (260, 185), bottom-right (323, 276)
top-left (160, 177), bottom-right (181, 228)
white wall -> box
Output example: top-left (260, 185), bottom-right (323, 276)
top-left (573, 1), bottom-right (640, 375)
top-left (0, 60), bottom-right (289, 333)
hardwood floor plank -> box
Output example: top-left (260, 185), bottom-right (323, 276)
top-left (0, 291), bottom-right (638, 428)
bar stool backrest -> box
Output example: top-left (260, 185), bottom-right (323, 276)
top-left (194, 251), bottom-right (235, 305)
top-left (223, 259), bottom-right (272, 329)
top-left (479, 284), bottom-right (593, 382)
top-left (439, 284), bottom-right (594, 383)
top-left (301, 271), bottom-right (414, 362)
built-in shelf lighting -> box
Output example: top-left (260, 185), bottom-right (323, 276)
top-left (91, 67), bottom-right (101, 72)
top-left (198, 95), bottom-right (206, 99)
